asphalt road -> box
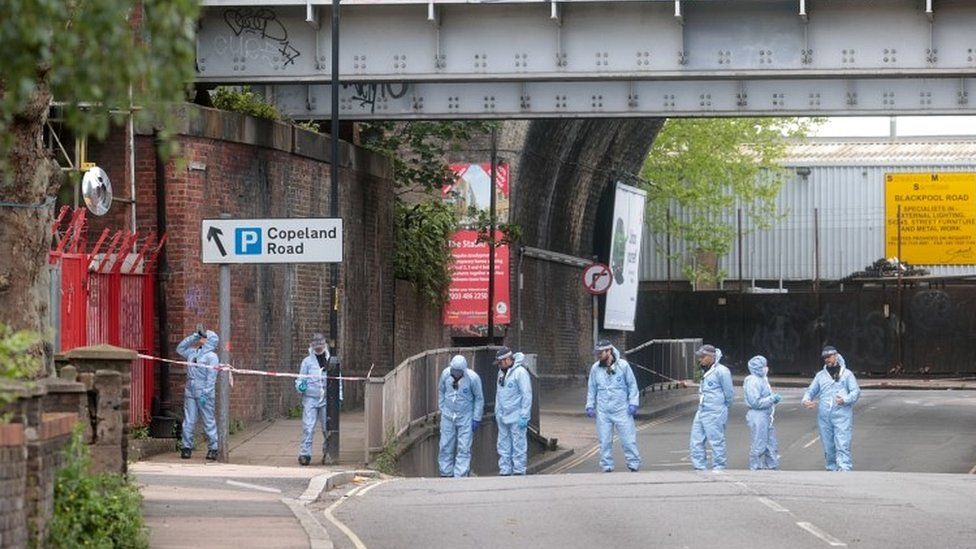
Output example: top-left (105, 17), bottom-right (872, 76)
top-left (318, 470), bottom-right (976, 549)
top-left (557, 388), bottom-right (976, 475)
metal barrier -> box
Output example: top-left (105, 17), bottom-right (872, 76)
top-left (623, 338), bottom-right (702, 391)
top-left (364, 346), bottom-right (540, 464)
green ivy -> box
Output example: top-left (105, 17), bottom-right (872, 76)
top-left (358, 121), bottom-right (497, 305)
top-left (394, 200), bottom-right (457, 305)
top-left (48, 427), bottom-right (149, 549)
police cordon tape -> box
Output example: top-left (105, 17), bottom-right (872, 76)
top-left (137, 353), bottom-right (374, 384)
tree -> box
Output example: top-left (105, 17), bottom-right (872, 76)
top-left (0, 1), bottom-right (198, 348)
top-left (640, 118), bottom-right (818, 286)
top-left (358, 121), bottom-right (496, 304)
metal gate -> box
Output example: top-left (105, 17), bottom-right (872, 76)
top-left (49, 208), bottom-right (165, 426)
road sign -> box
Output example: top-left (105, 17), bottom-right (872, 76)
top-left (201, 218), bottom-right (343, 264)
top-left (582, 262), bottom-right (612, 295)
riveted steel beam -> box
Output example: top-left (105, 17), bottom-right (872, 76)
top-left (196, 0), bottom-right (976, 84)
top-left (268, 78), bottom-right (975, 119)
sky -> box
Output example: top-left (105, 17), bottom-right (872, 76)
top-left (810, 116), bottom-right (976, 138)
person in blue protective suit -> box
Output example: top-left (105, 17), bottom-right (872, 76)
top-left (177, 325), bottom-right (220, 461)
top-left (586, 339), bottom-right (641, 472)
top-left (743, 355), bottom-right (781, 470)
top-left (295, 333), bottom-right (342, 466)
top-left (494, 347), bottom-right (533, 476)
top-left (438, 354), bottom-right (485, 477)
top-left (689, 344), bottom-right (733, 471)
top-left (802, 346), bottom-right (861, 471)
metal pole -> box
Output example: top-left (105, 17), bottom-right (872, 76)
top-left (326, 0), bottom-right (342, 464)
top-left (517, 245), bottom-right (524, 349)
top-left (737, 208), bottom-right (743, 292)
top-left (218, 213), bottom-right (231, 462)
top-left (487, 126), bottom-right (497, 343)
top-left (592, 293), bottom-right (599, 351)
top-left (813, 207), bottom-right (820, 292)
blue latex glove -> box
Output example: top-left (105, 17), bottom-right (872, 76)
top-left (197, 395), bottom-right (207, 408)
top-left (585, 407), bottom-right (595, 418)
top-left (627, 404), bottom-right (638, 416)
top-left (298, 380), bottom-right (308, 393)
top-left (772, 393), bottom-right (782, 404)
top-left (517, 416), bottom-right (528, 429)
top-left (471, 419), bottom-right (480, 432)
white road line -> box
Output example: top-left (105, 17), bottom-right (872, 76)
top-left (225, 480), bottom-right (282, 494)
top-left (355, 479), bottom-right (392, 497)
top-left (281, 497), bottom-right (333, 549)
top-left (796, 522), bottom-right (847, 546)
top-left (757, 497), bottom-right (789, 513)
top-left (968, 463), bottom-right (976, 475)
top-left (323, 489), bottom-right (369, 549)
top-left (803, 436), bottom-right (821, 449)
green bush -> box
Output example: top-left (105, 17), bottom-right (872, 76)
top-left (211, 86), bottom-right (282, 121)
top-left (0, 324), bottom-right (41, 422)
top-left (48, 427), bottom-right (149, 549)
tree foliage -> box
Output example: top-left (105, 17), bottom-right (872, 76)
top-left (359, 121), bottom-right (497, 304)
top-left (0, 0), bottom-right (199, 168)
top-left (211, 86), bottom-right (282, 122)
top-left (0, 324), bottom-right (42, 421)
top-left (640, 118), bottom-right (818, 283)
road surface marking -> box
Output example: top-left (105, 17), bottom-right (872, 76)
top-left (803, 436), bottom-right (821, 449)
top-left (757, 497), bottom-right (789, 512)
top-left (323, 487), bottom-right (369, 549)
top-left (225, 480), bottom-right (282, 494)
top-left (281, 497), bottom-right (332, 549)
top-left (968, 463), bottom-right (976, 475)
top-left (355, 479), bottom-right (392, 497)
top-left (549, 413), bottom-right (684, 474)
top-left (796, 522), bottom-right (847, 546)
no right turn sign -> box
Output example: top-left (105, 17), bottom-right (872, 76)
top-left (582, 262), bottom-right (613, 295)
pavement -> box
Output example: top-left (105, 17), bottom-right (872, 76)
top-left (132, 377), bottom-right (973, 548)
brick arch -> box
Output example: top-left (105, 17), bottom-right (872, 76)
top-left (512, 119), bottom-right (665, 378)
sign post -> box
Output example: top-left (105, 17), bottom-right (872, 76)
top-left (582, 262), bottom-right (613, 354)
top-left (202, 217), bottom-right (343, 463)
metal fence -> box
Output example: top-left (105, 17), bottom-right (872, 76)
top-left (623, 338), bottom-right (702, 389)
top-left (364, 346), bottom-right (540, 463)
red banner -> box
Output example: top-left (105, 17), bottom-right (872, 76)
top-left (443, 230), bottom-right (511, 326)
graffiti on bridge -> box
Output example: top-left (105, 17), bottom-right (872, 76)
top-left (344, 83), bottom-right (410, 113)
top-left (221, 8), bottom-right (300, 66)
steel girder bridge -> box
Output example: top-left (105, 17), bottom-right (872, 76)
top-left (196, 0), bottom-right (976, 119)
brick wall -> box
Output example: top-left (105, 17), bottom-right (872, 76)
top-left (90, 105), bottom-right (394, 422)
top-left (393, 280), bottom-right (451, 367)
top-left (0, 424), bottom-right (27, 549)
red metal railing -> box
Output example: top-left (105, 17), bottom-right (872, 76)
top-left (50, 208), bottom-right (165, 426)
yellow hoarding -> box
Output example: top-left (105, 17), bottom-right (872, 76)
top-left (885, 173), bottom-right (976, 265)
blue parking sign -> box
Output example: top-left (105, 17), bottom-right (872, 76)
top-left (235, 227), bottom-right (262, 255)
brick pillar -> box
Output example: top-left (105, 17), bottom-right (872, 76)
top-left (0, 423), bottom-right (27, 549)
top-left (65, 345), bottom-right (136, 475)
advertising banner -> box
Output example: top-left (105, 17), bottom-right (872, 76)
top-left (604, 182), bottom-right (647, 331)
top-left (885, 173), bottom-right (976, 265)
top-left (442, 230), bottom-right (511, 326)
top-left (442, 163), bottom-right (511, 330)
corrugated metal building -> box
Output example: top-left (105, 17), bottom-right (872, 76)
top-left (640, 137), bottom-right (976, 283)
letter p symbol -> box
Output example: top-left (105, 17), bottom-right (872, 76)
top-left (235, 227), bottom-right (262, 255)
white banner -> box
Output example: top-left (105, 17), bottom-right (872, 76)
top-left (603, 182), bottom-right (646, 331)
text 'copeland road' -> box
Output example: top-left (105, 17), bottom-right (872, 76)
top-left (201, 218), bottom-right (343, 264)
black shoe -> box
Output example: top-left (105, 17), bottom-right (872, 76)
top-left (206, 449), bottom-right (218, 461)
top-left (180, 448), bottom-right (192, 459)
top-left (299, 455), bottom-right (311, 466)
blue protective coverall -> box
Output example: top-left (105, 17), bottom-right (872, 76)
top-left (295, 347), bottom-right (342, 458)
top-left (803, 355), bottom-right (861, 471)
top-left (689, 349), bottom-right (733, 470)
top-left (177, 331), bottom-right (220, 452)
top-left (743, 356), bottom-right (779, 470)
top-left (438, 359), bottom-right (485, 477)
top-left (495, 352), bottom-right (533, 475)
top-left (586, 346), bottom-right (641, 472)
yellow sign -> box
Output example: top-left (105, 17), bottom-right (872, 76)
top-left (885, 173), bottom-right (976, 265)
